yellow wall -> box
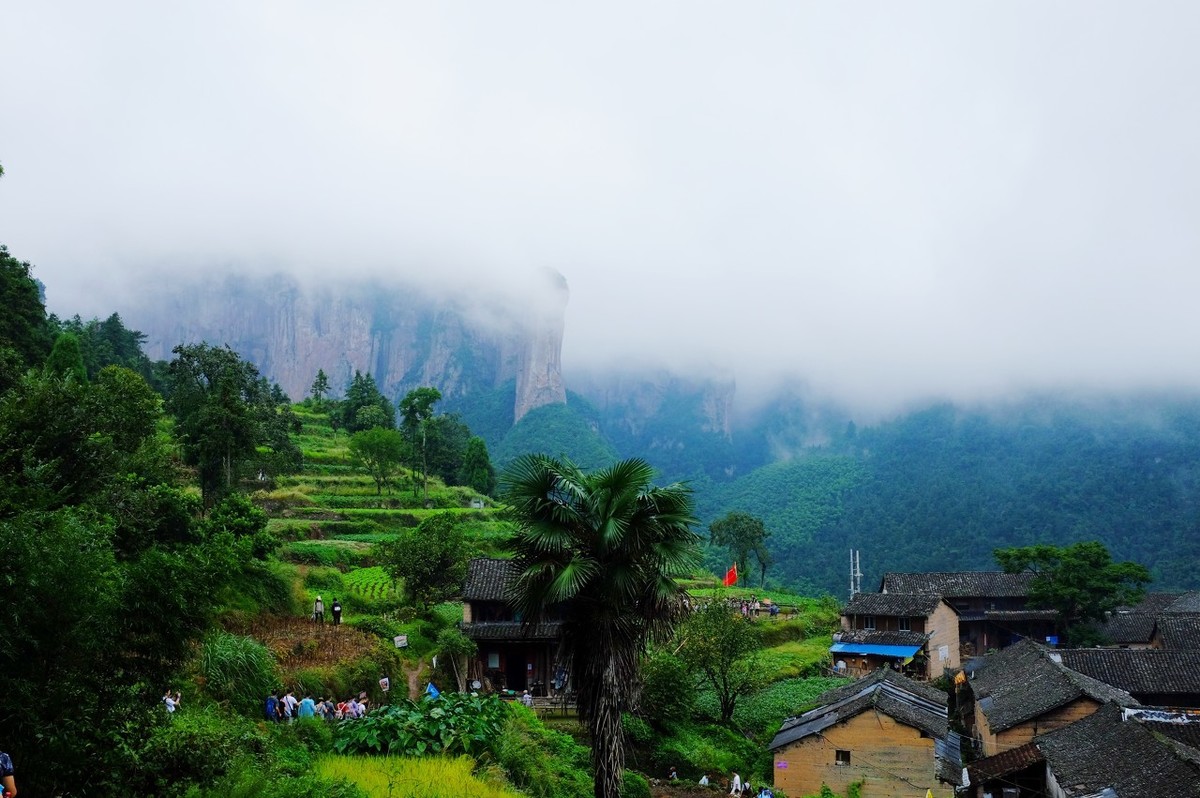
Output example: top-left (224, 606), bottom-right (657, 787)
top-left (773, 710), bottom-right (952, 798)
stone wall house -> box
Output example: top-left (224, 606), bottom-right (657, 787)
top-left (769, 669), bottom-right (960, 798)
top-left (1057, 649), bottom-right (1200, 707)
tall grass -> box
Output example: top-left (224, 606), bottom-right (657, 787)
top-left (316, 754), bottom-right (523, 798)
top-left (200, 631), bottom-right (280, 714)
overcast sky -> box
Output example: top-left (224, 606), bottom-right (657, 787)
top-left (3, 2), bottom-right (1199, 410)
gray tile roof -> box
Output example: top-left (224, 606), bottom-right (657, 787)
top-left (1118, 592), bottom-right (1184, 614)
top-left (1058, 649), bottom-right (1200, 696)
top-left (461, 621), bottom-right (562, 640)
top-left (1099, 612), bottom-right (1158, 644)
top-left (965, 742), bottom-right (1044, 784)
top-left (1036, 703), bottom-right (1200, 797)
top-left (1163, 592), bottom-right (1200, 614)
top-left (463, 557), bottom-right (516, 602)
top-left (843, 592), bottom-right (944, 617)
top-left (970, 639), bottom-right (1139, 733)
top-left (770, 669), bottom-right (949, 751)
top-left (880, 571), bottom-right (1035, 598)
top-left (1157, 616), bottom-right (1200, 649)
top-left (836, 629), bottom-right (929, 647)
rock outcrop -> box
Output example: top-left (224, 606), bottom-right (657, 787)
top-left (128, 272), bottom-right (568, 424)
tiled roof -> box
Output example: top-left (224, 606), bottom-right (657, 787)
top-left (970, 639), bottom-right (1138, 732)
top-left (1058, 649), bottom-right (1200, 695)
top-left (880, 571), bottom-right (1035, 598)
top-left (1099, 612), bottom-right (1158, 644)
top-left (461, 621), bottom-right (562, 641)
top-left (1163, 592), bottom-right (1200, 614)
top-left (1157, 616), bottom-right (1200, 649)
top-left (463, 557), bottom-right (516, 602)
top-left (836, 629), bottom-right (929, 647)
top-left (965, 742), bottom-right (1044, 784)
top-left (770, 669), bottom-right (949, 752)
top-left (981, 609), bottom-right (1059, 621)
top-left (843, 592), bottom-right (943, 617)
top-left (1036, 703), bottom-right (1200, 797)
top-left (1118, 592), bottom-right (1184, 614)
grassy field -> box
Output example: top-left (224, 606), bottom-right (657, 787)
top-left (316, 754), bottom-right (523, 798)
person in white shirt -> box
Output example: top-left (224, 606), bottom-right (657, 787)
top-left (729, 772), bottom-right (742, 794)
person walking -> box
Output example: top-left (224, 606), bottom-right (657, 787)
top-left (729, 772), bottom-right (742, 795)
top-left (313, 595), bottom-right (325, 624)
top-left (1, 749), bottom-right (17, 797)
top-left (331, 598), bottom-right (342, 626)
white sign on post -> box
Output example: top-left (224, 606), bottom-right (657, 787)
top-left (379, 677), bottom-right (390, 692)
top-left (393, 635), bottom-right (408, 649)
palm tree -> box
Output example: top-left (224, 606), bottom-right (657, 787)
top-left (501, 455), bottom-right (700, 798)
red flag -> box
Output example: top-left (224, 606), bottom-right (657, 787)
top-left (723, 563), bottom-right (738, 587)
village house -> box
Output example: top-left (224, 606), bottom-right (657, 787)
top-left (834, 592), bottom-right (959, 679)
top-left (880, 572), bottom-right (1058, 658)
top-left (966, 703), bottom-right (1200, 798)
top-left (960, 638), bottom-right (1137, 757)
top-left (1057, 649), bottom-right (1200, 707)
top-left (1097, 591), bottom-right (1181, 648)
top-left (460, 557), bottom-right (562, 696)
top-left (769, 669), bottom-right (961, 798)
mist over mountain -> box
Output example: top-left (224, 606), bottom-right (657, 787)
top-left (122, 273), bottom-right (1200, 596)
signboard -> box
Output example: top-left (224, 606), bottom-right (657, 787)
top-left (379, 677), bottom-right (390, 692)
top-left (775, 761), bottom-right (789, 769)
top-left (393, 635), bottom-right (408, 648)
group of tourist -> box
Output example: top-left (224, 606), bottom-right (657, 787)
top-left (263, 690), bottom-right (370, 722)
top-left (668, 768), bottom-right (772, 796)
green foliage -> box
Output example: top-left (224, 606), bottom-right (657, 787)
top-left (0, 244), bottom-right (53, 379)
top-left (166, 343), bottom-right (302, 507)
top-left (995, 540), bottom-right (1152, 643)
top-left (310, 368), bottom-right (330, 403)
top-left (458, 434), bottom-right (497, 495)
top-left (708, 511), bottom-right (772, 587)
top-left (619, 771), bottom-right (651, 798)
top-left (45, 330), bottom-right (88, 382)
top-left (377, 513), bottom-right (468, 609)
top-left (494, 704), bottom-right (593, 798)
top-left (50, 312), bottom-right (159, 385)
top-left (333, 370), bottom-right (395, 433)
top-left (333, 692), bottom-right (507, 756)
top-left (348, 426), bottom-right (408, 495)
top-left (138, 705), bottom-right (269, 794)
top-left (502, 454), bottom-right (701, 798)
top-left (200, 632), bottom-right (280, 714)
top-left (678, 596), bottom-right (765, 724)
top-left (495, 402), bottom-right (619, 470)
top-left (282, 540), bottom-right (372, 571)
top-left (204, 492), bottom-right (276, 558)
top-left (638, 647), bottom-right (696, 729)
top-left (720, 677), bottom-right (852, 740)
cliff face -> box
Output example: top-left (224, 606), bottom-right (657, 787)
top-left (129, 273), bottom-right (567, 424)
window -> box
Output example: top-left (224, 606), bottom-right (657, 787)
top-left (863, 616), bottom-right (876, 630)
top-left (835, 750), bottom-right (851, 766)
top-left (487, 652), bottom-right (500, 669)
top-left (898, 617), bottom-right (911, 632)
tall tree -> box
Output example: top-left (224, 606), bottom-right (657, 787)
top-left (399, 386), bottom-right (442, 499)
top-left (994, 541), bottom-right (1151, 644)
top-left (502, 455), bottom-right (700, 798)
top-left (44, 331), bottom-right (88, 383)
top-left (334, 370), bottom-right (394, 432)
top-left (309, 368), bottom-right (330, 404)
top-left (0, 245), bottom-right (53, 381)
top-left (677, 596), bottom-right (764, 723)
top-left (348, 427), bottom-right (408, 495)
top-left (377, 513), bottom-right (468, 609)
top-left (458, 435), bottom-right (496, 496)
top-left (166, 343), bottom-right (300, 507)
top-left (708, 511), bottom-right (772, 586)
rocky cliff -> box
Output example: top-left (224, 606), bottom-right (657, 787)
top-left (128, 272), bottom-right (568, 424)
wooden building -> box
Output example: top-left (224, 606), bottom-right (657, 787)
top-left (880, 572), bottom-right (1058, 659)
top-left (966, 703), bottom-right (1200, 798)
top-left (961, 639), bottom-right (1137, 756)
top-left (769, 669), bottom-right (960, 798)
top-left (460, 558), bottom-right (562, 696)
top-left (835, 592), bottom-right (960, 679)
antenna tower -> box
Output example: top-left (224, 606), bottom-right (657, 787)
top-left (849, 549), bottom-right (863, 600)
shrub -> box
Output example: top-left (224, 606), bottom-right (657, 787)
top-left (199, 632), bottom-right (280, 715)
top-left (638, 647), bottom-right (695, 729)
top-left (304, 566), bottom-right (347, 593)
top-left (619, 771), bottom-right (651, 798)
top-left (316, 754), bottom-right (519, 798)
top-left (494, 704), bottom-right (592, 798)
top-left (138, 706), bottom-right (267, 795)
top-left (334, 693), bottom-right (507, 757)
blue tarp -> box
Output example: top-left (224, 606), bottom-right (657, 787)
top-left (830, 642), bottom-right (922, 657)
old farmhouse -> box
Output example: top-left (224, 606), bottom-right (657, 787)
top-left (769, 669), bottom-right (960, 798)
